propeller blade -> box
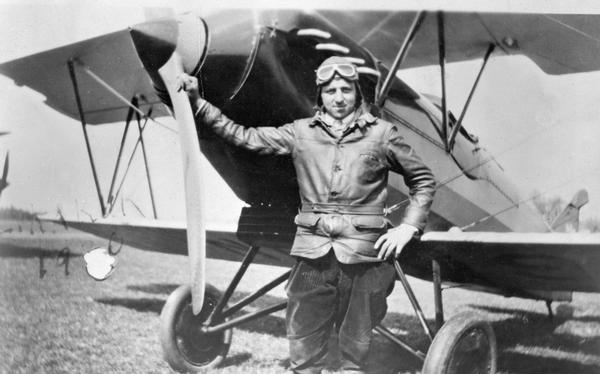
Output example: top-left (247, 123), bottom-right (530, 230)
top-left (158, 54), bottom-right (206, 315)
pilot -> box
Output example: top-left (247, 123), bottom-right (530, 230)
top-left (179, 56), bottom-right (435, 374)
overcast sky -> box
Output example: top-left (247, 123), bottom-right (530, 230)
top-left (0, 0), bottom-right (599, 227)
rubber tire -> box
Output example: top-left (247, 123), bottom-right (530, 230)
top-left (160, 284), bottom-right (232, 373)
top-left (422, 312), bottom-right (497, 374)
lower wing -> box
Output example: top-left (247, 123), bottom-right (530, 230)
top-left (57, 218), bottom-right (294, 268)
top-left (56, 218), bottom-right (600, 296)
top-left (401, 231), bottom-right (600, 298)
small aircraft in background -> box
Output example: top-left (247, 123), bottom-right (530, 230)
top-left (0, 153), bottom-right (9, 192)
top-left (1, 6), bottom-right (600, 374)
top-left (0, 131), bottom-right (9, 198)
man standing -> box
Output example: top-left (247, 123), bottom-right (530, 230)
top-left (179, 56), bottom-right (435, 373)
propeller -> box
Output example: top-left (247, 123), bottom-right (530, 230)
top-left (131, 12), bottom-right (209, 315)
top-left (159, 54), bottom-right (207, 315)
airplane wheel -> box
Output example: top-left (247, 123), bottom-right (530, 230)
top-left (422, 312), bottom-right (497, 374)
top-left (160, 284), bottom-right (232, 372)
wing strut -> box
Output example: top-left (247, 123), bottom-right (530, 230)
top-left (436, 13), bottom-right (497, 152)
top-left (448, 43), bottom-right (496, 151)
top-left (437, 12), bottom-right (449, 151)
top-left (68, 59), bottom-right (106, 216)
top-left (375, 11), bottom-right (427, 107)
top-left (68, 59), bottom-right (161, 218)
top-left (106, 101), bottom-right (135, 211)
top-left (432, 259), bottom-right (444, 330)
top-left (107, 103), bottom-right (155, 216)
top-left (373, 11), bottom-right (497, 154)
top-left (133, 96), bottom-right (158, 219)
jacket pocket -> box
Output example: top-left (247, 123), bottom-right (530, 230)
top-left (355, 152), bottom-right (386, 183)
top-left (294, 213), bottom-right (321, 229)
top-left (351, 216), bottom-right (387, 230)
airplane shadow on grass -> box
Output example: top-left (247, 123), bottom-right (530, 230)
top-left (468, 304), bottom-right (600, 374)
top-left (95, 284), bottom-right (179, 314)
top-left (0, 243), bottom-right (82, 258)
top-left (97, 283), bottom-right (289, 337)
top-left (95, 284), bottom-right (600, 374)
top-left (0, 243), bottom-right (81, 278)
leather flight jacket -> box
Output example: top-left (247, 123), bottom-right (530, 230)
top-left (197, 101), bottom-right (436, 264)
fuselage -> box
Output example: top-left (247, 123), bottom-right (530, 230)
top-left (130, 9), bottom-right (549, 250)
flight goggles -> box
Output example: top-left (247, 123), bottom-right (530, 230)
top-left (315, 63), bottom-right (359, 85)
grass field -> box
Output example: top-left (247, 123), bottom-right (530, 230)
top-left (1, 219), bottom-right (599, 373)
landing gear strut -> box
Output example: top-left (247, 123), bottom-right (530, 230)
top-left (382, 259), bottom-right (498, 374)
top-left (160, 245), bottom-right (289, 372)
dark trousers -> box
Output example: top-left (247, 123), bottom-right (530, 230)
top-left (286, 250), bottom-right (396, 373)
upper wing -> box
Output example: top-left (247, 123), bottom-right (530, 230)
top-left (1, 10), bottom-right (599, 126)
top-left (400, 231), bottom-right (600, 295)
top-left (56, 218), bottom-right (294, 268)
top-left (312, 11), bottom-right (600, 75)
top-left (0, 28), bottom-right (168, 124)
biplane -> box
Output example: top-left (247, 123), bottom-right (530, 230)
top-left (0, 132), bottom-right (8, 199)
top-left (1, 5), bottom-right (600, 374)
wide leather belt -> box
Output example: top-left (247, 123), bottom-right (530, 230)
top-left (300, 202), bottom-right (384, 215)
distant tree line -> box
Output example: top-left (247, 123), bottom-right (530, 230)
top-left (0, 206), bottom-right (37, 220)
top-left (531, 191), bottom-right (600, 233)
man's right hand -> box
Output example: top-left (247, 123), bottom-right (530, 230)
top-left (176, 73), bottom-right (202, 101)
top-left (175, 73), bottom-right (208, 117)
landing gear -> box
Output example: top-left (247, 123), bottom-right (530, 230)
top-left (375, 260), bottom-right (497, 374)
top-left (422, 312), bottom-right (497, 374)
top-left (160, 284), bottom-right (232, 372)
top-left (159, 248), bottom-right (498, 373)
top-left (159, 245), bottom-right (290, 373)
